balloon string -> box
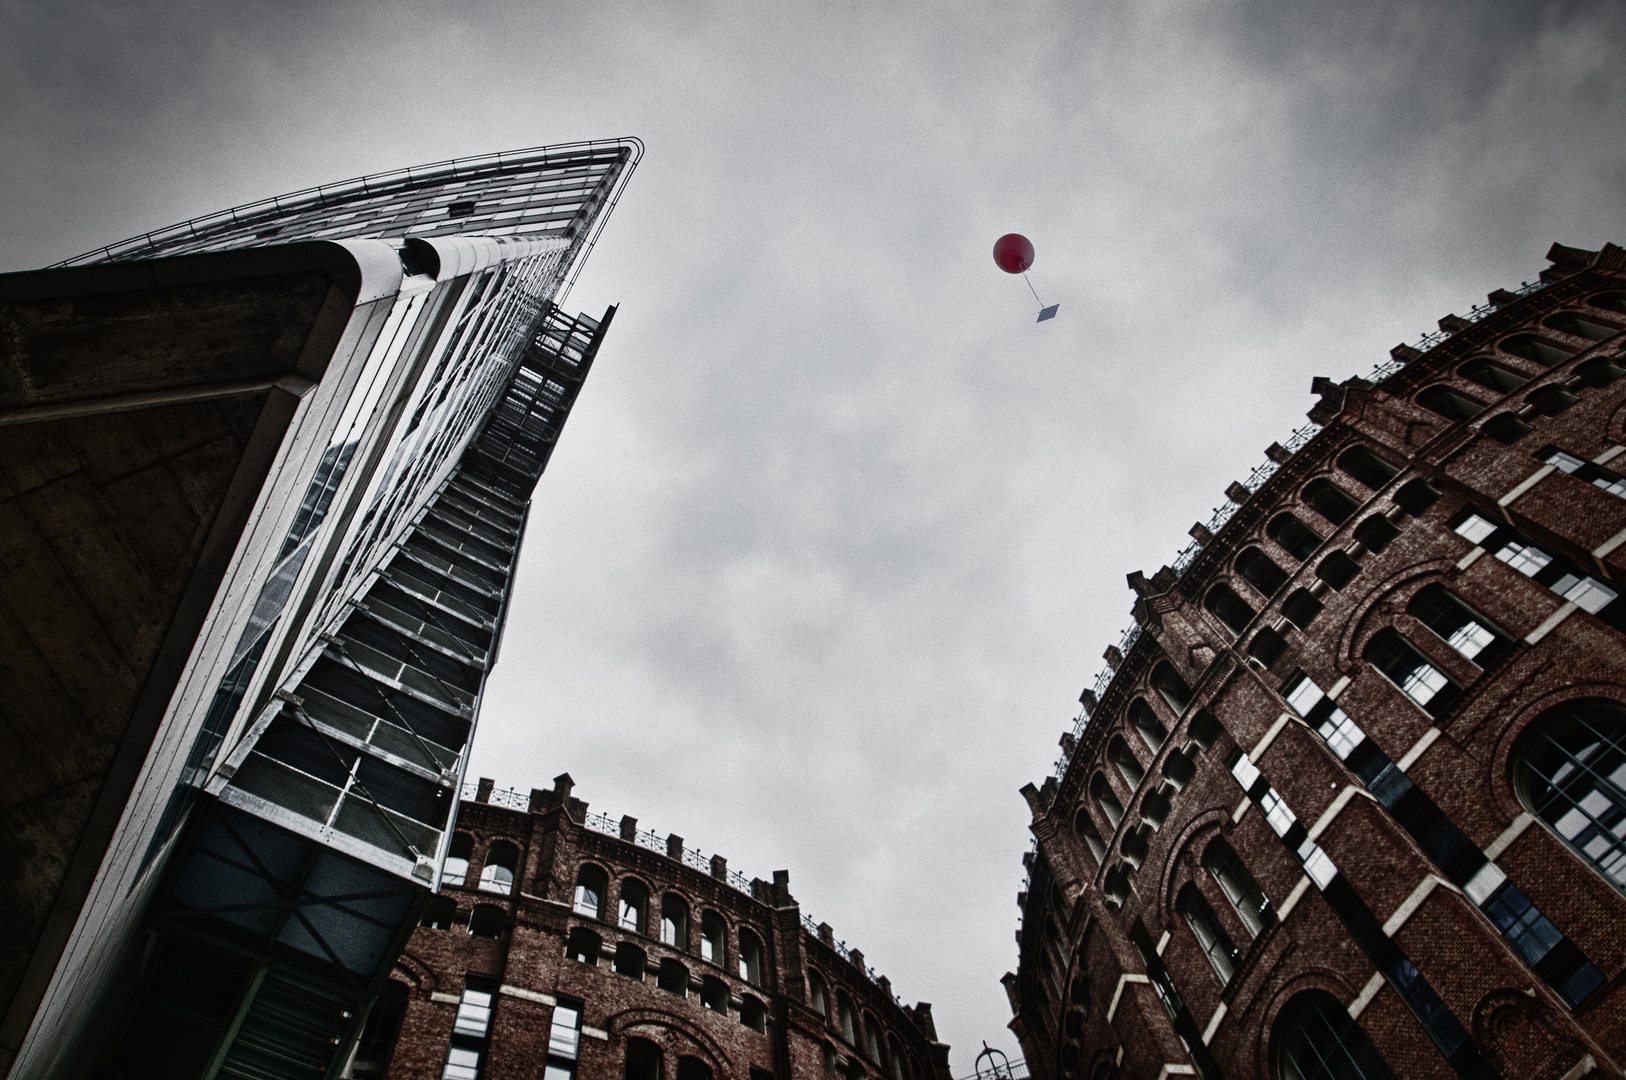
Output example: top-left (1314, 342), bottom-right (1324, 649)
top-left (1023, 272), bottom-right (1045, 307)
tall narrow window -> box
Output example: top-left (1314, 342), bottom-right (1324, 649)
top-left (1274, 991), bottom-right (1397, 1080)
top-left (661, 894), bottom-right (689, 950)
top-left (1236, 547), bottom-right (1289, 596)
top-left (1091, 775), bottom-right (1123, 830)
top-left (837, 992), bottom-right (857, 1044)
top-left (738, 929), bottom-right (764, 985)
top-left (1109, 736), bottom-right (1144, 787)
top-left (479, 841), bottom-right (518, 894)
top-left (574, 865), bottom-right (607, 919)
top-left (1366, 629), bottom-right (1460, 716)
top-left (864, 1015), bottom-right (883, 1062)
top-left (443, 832), bottom-right (473, 886)
top-left (1267, 513), bottom-right (1323, 561)
top-left (545, 997), bottom-right (584, 1080)
top-left (1203, 841), bottom-right (1270, 936)
top-left (619, 878), bottom-right (648, 934)
top-left (1517, 703), bottom-right (1626, 894)
top-left (625, 1037), bottom-right (662, 1080)
top-left (1178, 884), bottom-right (1238, 984)
top-left (443, 976), bottom-right (498, 1080)
top-left (1150, 662), bottom-right (1192, 714)
top-left (809, 970), bottom-right (829, 1016)
top-left (1074, 810), bottom-right (1107, 864)
top-left (701, 911), bottom-right (726, 966)
top-left (1129, 698), bottom-right (1168, 751)
top-left (1409, 585), bottom-right (1512, 666)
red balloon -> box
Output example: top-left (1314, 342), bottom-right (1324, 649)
top-left (993, 233), bottom-right (1034, 274)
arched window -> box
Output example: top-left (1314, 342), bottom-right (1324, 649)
top-left (566, 926), bottom-right (601, 965)
top-left (1274, 991), bottom-right (1397, 1080)
top-left (836, 992), bottom-right (857, 1044)
top-left (1352, 515), bottom-right (1400, 554)
top-left (1109, 736), bottom-right (1144, 788)
top-left (1090, 774), bottom-right (1123, 830)
top-left (1203, 840), bottom-right (1270, 936)
top-left (1074, 809), bottom-right (1107, 864)
top-left (661, 894), bottom-right (689, 950)
top-left (468, 904), bottom-right (504, 939)
top-left (1517, 703), bottom-right (1626, 893)
top-left (1177, 884), bottom-right (1237, 984)
top-left (1366, 628), bottom-right (1460, 717)
top-left (1337, 446), bottom-right (1399, 491)
top-left (1236, 547), bottom-right (1289, 596)
top-left (1417, 385), bottom-right (1486, 421)
top-left (619, 878), bottom-right (648, 934)
top-left (1248, 627), bottom-right (1288, 668)
top-left (421, 896), bottom-right (456, 931)
top-left (1150, 662), bottom-right (1192, 715)
top-left (1499, 333), bottom-right (1573, 367)
top-left (574, 865), bottom-right (607, 919)
top-left (1459, 358), bottom-right (1529, 394)
top-left (1204, 583), bottom-right (1255, 635)
top-left (1302, 480), bottom-right (1359, 527)
top-left (701, 975), bottom-right (730, 1015)
top-left (625, 1037), bottom-right (663, 1080)
top-left (740, 995), bottom-right (768, 1033)
top-left (1527, 385), bottom-right (1581, 416)
top-left (701, 911), bottom-right (726, 965)
top-left (863, 1014), bottom-right (883, 1062)
top-left (1578, 355), bottom-right (1626, 387)
top-left (1409, 585), bottom-right (1511, 667)
top-left (659, 958), bottom-right (689, 997)
top-left (1267, 513), bottom-right (1323, 561)
top-left (478, 840), bottom-right (518, 894)
top-left (1546, 310), bottom-right (1621, 342)
top-left (615, 941), bottom-right (647, 980)
top-left (1588, 291), bottom-right (1626, 314)
top-left (1281, 588), bottom-right (1323, 630)
top-left (738, 929), bottom-right (764, 985)
top-left (1128, 698), bottom-right (1167, 751)
top-left (443, 832), bottom-right (473, 886)
top-left (679, 1058), bottom-right (714, 1080)
top-left (1315, 551), bottom-right (1359, 591)
top-left (1392, 478), bottom-right (1440, 516)
top-left (809, 969), bottom-right (829, 1015)
top-left (823, 1045), bottom-right (840, 1078)
top-left (888, 1037), bottom-right (906, 1080)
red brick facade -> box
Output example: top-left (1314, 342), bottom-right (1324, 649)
top-left (1008, 244), bottom-right (1626, 1079)
top-left (356, 775), bottom-right (952, 1080)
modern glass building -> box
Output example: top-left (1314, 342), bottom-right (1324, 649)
top-left (0, 139), bottom-right (639, 1080)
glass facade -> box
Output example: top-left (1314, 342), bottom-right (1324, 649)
top-left (13, 140), bottom-right (638, 1080)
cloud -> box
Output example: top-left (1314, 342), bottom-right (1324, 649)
top-left (6, 0), bottom-right (1626, 1059)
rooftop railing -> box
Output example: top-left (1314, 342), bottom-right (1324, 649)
top-left (460, 782), bottom-right (899, 1000)
top-left (1044, 279), bottom-right (1549, 785)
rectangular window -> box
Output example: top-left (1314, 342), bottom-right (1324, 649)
top-left (1454, 511), bottom-right (1499, 545)
top-left (548, 999), bottom-right (583, 1060)
top-left (1542, 446), bottom-right (1626, 499)
top-left (454, 982), bottom-right (495, 1037)
top-left (443, 976), bottom-right (499, 1080)
top-left (442, 1046), bottom-right (483, 1080)
top-left (1366, 629), bottom-right (1460, 716)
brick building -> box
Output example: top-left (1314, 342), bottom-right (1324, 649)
top-left (1007, 243), bottom-right (1626, 1079)
top-left (355, 775), bottom-right (953, 1080)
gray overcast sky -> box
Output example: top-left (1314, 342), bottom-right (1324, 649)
top-left (7, 0), bottom-right (1626, 1065)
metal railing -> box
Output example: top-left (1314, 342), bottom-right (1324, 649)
top-left (458, 782), bottom-right (898, 999)
top-left (1042, 279), bottom-right (1555, 786)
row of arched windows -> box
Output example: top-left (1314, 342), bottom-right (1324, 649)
top-left (1412, 299), bottom-right (1624, 443)
top-left (570, 864), bottom-right (767, 983)
top-left (806, 968), bottom-right (919, 1080)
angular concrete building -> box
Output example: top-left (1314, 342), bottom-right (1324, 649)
top-left (0, 140), bottom-right (639, 1080)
